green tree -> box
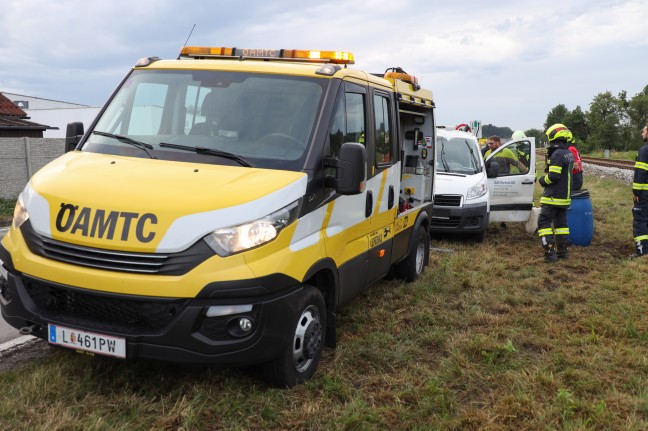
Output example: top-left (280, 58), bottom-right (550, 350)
top-left (524, 128), bottom-right (546, 147)
top-left (482, 124), bottom-right (513, 139)
top-left (628, 84), bottom-right (648, 149)
top-left (586, 91), bottom-right (622, 151)
top-left (544, 104), bottom-right (569, 130)
top-left (563, 106), bottom-right (589, 143)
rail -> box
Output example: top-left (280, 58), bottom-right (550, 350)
top-left (536, 150), bottom-right (635, 171)
top-left (581, 156), bottom-right (634, 170)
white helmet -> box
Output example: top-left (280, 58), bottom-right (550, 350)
top-left (512, 130), bottom-right (526, 139)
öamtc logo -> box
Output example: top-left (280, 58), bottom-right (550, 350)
top-left (55, 203), bottom-right (158, 243)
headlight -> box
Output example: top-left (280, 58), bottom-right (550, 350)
top-left (466, 181), bottom-right (487, 200)
top-left (204, 200), bottom-right (301, 257)
top-left (12, 194), bottom-right (29, 229)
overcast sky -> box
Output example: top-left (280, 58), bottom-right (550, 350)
top-left (1, 0), bottom-right (646, 131)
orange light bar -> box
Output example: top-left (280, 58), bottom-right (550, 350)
top-left (181, 46), bottom-right (235, 57)
top-left (180, 46), bottom-right (355, 64)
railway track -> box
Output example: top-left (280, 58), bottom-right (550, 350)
top-left (580, 156), bottom-right (634, 170)
top-left (537, 150), bottom-right (635, 170)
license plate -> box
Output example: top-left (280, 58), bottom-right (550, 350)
top-left (48, 324), bottom-right (126, 359)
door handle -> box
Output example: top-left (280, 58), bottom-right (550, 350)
top-left (388, 185), bottom-right (394, 209)
top-left (521, 180), bottom-right (534, 185)
top-left (365, 191), bottom-right (373, 218)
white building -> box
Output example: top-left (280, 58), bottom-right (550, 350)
top-left (3, 92), bottom-right (100, 138)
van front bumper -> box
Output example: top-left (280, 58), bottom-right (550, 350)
top-left (0, 244), bottom-right (302, 366)
top-left (430, 201), bottom-right (489, 233)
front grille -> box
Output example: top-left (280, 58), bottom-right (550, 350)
top-left (21, 221), bottom-right (213, 275)
top-left (24, 276), bottom-right (188, 333)
top-left (434, 194), bottom-right (462, 207)
top-left (430, 216), bottom-right (461, 228)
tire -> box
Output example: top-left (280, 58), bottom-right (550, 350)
top-left (396, 225), bottom-right (430, 282)
top-left (263, 285), bottom-right (326, 388)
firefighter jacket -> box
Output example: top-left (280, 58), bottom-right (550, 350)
top-left (539, 144), bottom-right (574, 207)
top-left (633, 142), bottom-right (648, 204)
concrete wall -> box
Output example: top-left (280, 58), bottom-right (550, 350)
top-left (0, 138), bottom-right (65, 200)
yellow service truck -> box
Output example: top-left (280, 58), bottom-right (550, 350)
top-left (0, 46), bottom-right (436, 387)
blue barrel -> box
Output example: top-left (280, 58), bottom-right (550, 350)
top-left (567, 189), bottom-right (594, 246)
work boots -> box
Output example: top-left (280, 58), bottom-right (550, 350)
top-left (630, 240), bottom-right (648, 259)
top-left (541, 237), bottom-right (558, 263)
top-left (556, 235), bottom-right (569, 260)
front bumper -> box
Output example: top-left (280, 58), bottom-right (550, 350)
top-left (430, 201), bottom-right (489, 233)
top-left (0, 242), bottom-right (302, 366)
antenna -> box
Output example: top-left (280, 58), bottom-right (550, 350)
top-left (177, 24), bottom-right (196, 59)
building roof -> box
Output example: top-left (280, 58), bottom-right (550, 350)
top-left (0, 92), bottom-right (28, 116)
top-left (0, 92), bottom-right (57, 131)
top-left (0, 116), bottom-right (53, 130)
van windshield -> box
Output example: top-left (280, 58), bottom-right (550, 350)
top-left (83, 69), bottom-right (326, 171)
top-left (435, 137), bottom-right (482, 175)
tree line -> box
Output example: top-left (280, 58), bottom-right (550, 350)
top-left (482, 84), bottom-right (648, 153)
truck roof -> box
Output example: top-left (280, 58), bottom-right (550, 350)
top-left (138, 58), bottom-right (434, 107)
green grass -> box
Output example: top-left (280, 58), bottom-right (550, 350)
top-left (0, 199), bottom-right (14, 226)
top-left (1, 169), bottom-right (647, 430)
top-left (585, 150), bottom-right (638, 160)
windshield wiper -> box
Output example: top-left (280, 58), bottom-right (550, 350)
top-left (159, 142), bottom-right (255, 167)
top-left (464, 139), bottom-right (480, 173)
top-left (92, 131), bottom-right (157, 159)
top-left (440, 141), bottom-right (450, 172)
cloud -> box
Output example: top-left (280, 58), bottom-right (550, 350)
top-left (0, 0), bottom-right (646, 129)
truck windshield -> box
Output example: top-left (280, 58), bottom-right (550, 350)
top-left (83, 69), bottom-right (326, 171)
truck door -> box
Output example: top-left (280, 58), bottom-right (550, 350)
top-left (486, 137), bottom-right (536, 222)
top-left (364, 90), bottom-right (398, 284)
top-left (324, 82), bottom-right (373, 305)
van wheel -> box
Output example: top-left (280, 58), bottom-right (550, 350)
top-left (263, 285), bottom-right (326, 388)
top-left (396, 225), bottom-right (430, 282)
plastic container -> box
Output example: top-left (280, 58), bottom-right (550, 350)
top-left (567, 189), bottom-right (594, 246)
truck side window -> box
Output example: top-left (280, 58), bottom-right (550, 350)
top-left (328, 91), bottom-right (366, 158)
top-left (373, 94), bottom-right (392, 165)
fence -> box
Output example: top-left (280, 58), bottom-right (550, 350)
top-left (0, 137), bottom-right (65, 200)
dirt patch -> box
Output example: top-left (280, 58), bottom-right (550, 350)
top-left (0, 339), bottom-right (54, 372)
top-left (0, 216), bottom-right (11, 227)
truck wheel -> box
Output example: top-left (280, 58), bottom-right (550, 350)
top-left (263, 285), bottom-right (326, 388)
top-left (396, 225), bottom-right (430, 282)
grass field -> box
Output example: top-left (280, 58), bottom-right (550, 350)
top-left (1, 170), bottom-right (647, 430)
top-left (0, 199), bottom-right (13, 226)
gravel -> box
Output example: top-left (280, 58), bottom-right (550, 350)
top-left (582, 162), bottom-right (634, 184)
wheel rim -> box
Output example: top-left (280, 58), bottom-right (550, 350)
top-left (415, 233), bottom-right (426, 275)
top-left (292, 305), bottom-right (323, 373)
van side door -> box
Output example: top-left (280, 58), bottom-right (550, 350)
top-left (486, 137), bottom-right (536, 222)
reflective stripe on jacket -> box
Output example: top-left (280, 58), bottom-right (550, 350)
top-left (633, 143), bottom-right (648, 197)
top-left (539, 146), bottom-right (574, 207)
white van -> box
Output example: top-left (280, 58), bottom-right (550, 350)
top-left (430, 128), bottom-right (489, 241)
top-left (430, 130), bottom-right (536, 241)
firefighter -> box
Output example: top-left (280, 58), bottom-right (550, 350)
top-left (631, 122), bottom-right (648, 258)
top-left (538, 124), bottom-right (574, 262)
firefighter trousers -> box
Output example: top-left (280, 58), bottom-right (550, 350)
top-left (632, 203), bottom-right (648, 254)
top-left (538, 204), bottom-right (569, 246)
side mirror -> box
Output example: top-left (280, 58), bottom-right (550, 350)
top-left (486, 160), bottom-right (499, 178)
top-left (65, 122), bottom-right (84, 152)
top-left (324, 142), bottom-right (367, 195)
